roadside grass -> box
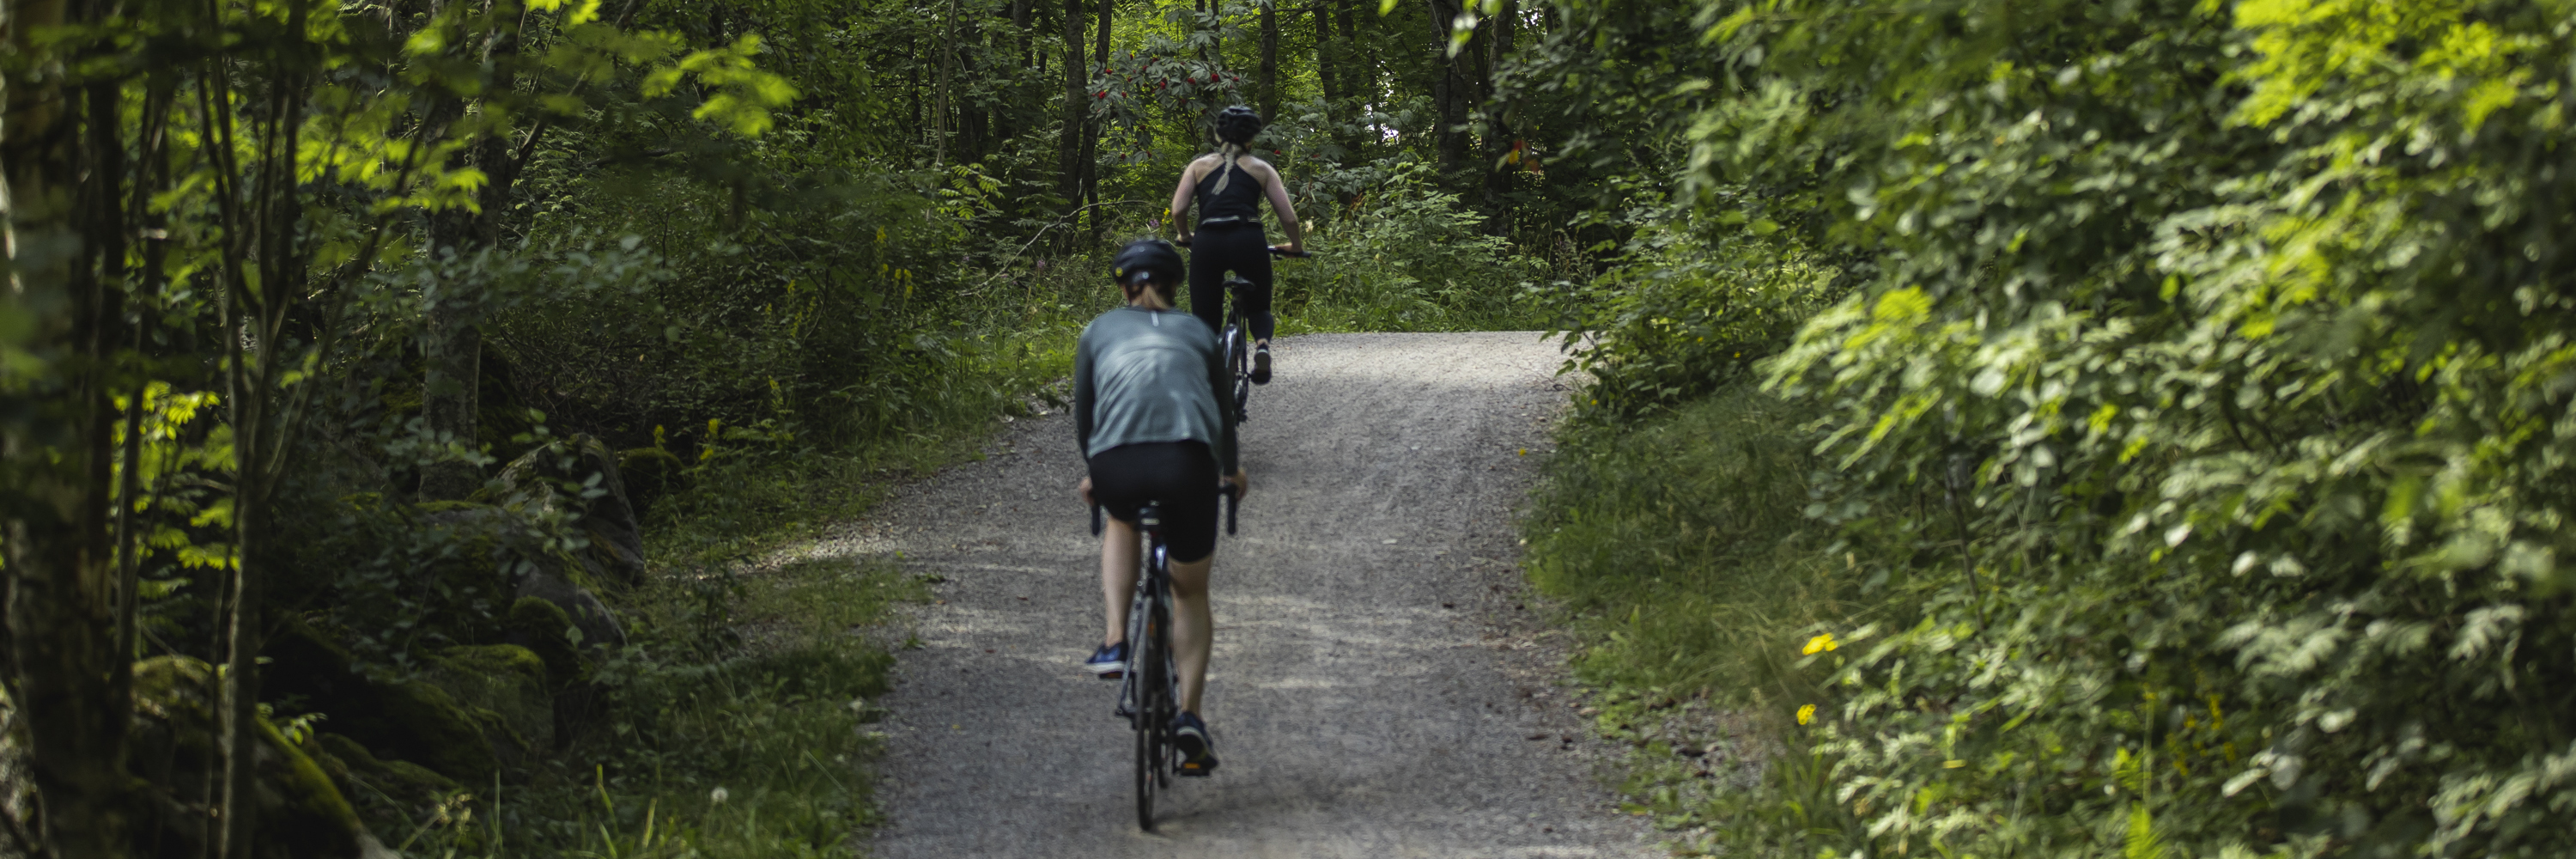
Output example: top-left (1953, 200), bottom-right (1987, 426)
top-left (1520, 380), bottom-right (1882, 847)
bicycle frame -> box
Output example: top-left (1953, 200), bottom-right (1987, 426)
top-left (1097, 503), bottom-right (1180, 831)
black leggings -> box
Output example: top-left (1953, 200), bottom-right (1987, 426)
top-left (1089, 441), bottom-right (1221, 564)
top-left (1188, 222), bottom-right (1273, 343)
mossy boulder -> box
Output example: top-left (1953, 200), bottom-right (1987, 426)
top-left (416, 502), bottom-right (627, 652)
top-left (487, 434), bottom-right (646, 589)
top-left (428, 644), bottom-right (553, 764)
top-left (311, 732), bottom-right (460, 816)
top-left (506, 596), bottom-right (586, 688)
top-left (261, 621), bottom-right (500, 785)
top-left (617, 446), bottom-right (684, 518)
top-left (125, 656), bottom-right (389, 858)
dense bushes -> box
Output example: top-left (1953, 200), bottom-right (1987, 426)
top-left (1531, 0), bottom-right (2576, 856)
top-left (1548, 219), bottom-right (1836, 420)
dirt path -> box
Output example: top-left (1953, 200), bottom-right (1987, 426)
top-left (799, 332), bottom-right (1658, 858)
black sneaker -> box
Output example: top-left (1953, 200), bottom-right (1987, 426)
top-left (1172, 711), bottom-right (1218, 776)
top-left (1249, 345), bottom-right (1272, 385)
top-left (1083, 642), bottom-right (1127, 679)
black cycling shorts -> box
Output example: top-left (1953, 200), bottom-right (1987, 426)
top-left (1089, 441), bottom-right (1221, 564)
top-left (1188, 222), bottom-right (1273, 343)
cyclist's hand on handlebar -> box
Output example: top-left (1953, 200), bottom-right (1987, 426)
top-left (1077, 476), bottom-right (1096, 506)
top-left (1268, 243), bottom-right (1303, 256)
top-left (1222, 468), bottom-right (1249, 501)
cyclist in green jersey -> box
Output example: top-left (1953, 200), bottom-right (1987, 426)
top-left (1074, 238), bottom-right (1247, 776)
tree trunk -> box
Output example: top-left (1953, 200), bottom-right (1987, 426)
top-left (1422, 0), bottom-right (1470, 169)
top-left (1258, 0), bottom-right (1277, 120)
top-left (418, 3), bottom-right (526, 501)
top-left (1480, 0), bottom-right (1516, 233)
top-left (1094, 0), bottom-right (1109, 78)
top-left (3, 0), bottom-right (137, 851)
top-left (220, 3), bottom-right (314, 849)
top-left (934, 0), bottom-right (957, 165)
top-left (1059, 0), bottom-right (1086, 215)
top-left (1314, 0), bottom-right (1339, 106)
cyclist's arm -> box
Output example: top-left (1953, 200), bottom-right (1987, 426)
top-left (1168, 160), bottom-right (1203, 241)
top-left (1251, 159), bottom-right (1303, 252)
top-left (1073, 334), bottom-right (1098, 464)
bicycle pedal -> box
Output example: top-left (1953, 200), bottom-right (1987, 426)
top-left (1178, 759), bottom-right (1217, 777)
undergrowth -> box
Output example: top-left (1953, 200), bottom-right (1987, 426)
top-left (391, 559), bottom-right (931, 856)
top-left (1521, 380), bottom-right (1886, 853)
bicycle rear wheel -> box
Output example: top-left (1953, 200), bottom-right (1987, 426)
top-left (1222, 323), bottom-right (1249, 422)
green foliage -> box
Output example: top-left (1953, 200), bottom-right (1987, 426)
top-left (396, 559), bottom-right (923, 856)
top-left (1549, 217), bottom-right (1837, 421)
top-left (1276, 162), bottom-right (1548, 332)
top-left (1529, 0), bottom-right (2576, 856)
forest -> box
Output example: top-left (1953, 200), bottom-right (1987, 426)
top-left (3, 0), bottom-right (2572, 853)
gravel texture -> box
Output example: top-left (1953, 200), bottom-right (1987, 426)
top-left (799, 332), bottom-right (1658, 858)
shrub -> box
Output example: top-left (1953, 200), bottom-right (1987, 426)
top-left (1275, 161), bottom-right (1547, 332)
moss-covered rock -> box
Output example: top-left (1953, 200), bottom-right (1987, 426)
top-left (506, 596), bottom-right (586, 688)
top-left (617, 446), bottom-right (684, 518)
top-left (416, 502), bottom-right (628, 652)
top-left (262, 620), bottom-right (501, 785)
top-left (314, 732), bottom-right (460, 805)
top-left (429, 644), bottom-right (552, 764)
top-left (488, 434), bottom-right (647, 589)
top-left (125, 656), bottom-right (386, 858)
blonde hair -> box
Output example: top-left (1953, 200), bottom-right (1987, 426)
top-left (1207, 142), bottom-right (1246, 197)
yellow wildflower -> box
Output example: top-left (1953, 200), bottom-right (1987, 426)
top-left (1801, 632), bottom-right (1839, 655)
top-left (1796, 704), bottom-right (1816, 726)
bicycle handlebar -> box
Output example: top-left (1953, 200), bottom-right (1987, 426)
top-left (1170, 237), bottom-right (1311, 259)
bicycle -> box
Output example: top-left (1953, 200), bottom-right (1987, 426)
top-left (1091, 487), bottom-right (1238, 832)
top-left (1190, 244), bottom-right (1308, 424)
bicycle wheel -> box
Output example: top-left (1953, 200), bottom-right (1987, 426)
top-left (1132, 595), bottom-right (1163, 831)
top-left (1151, 588), bottom-right (1180, 790)
top-left (1133, 711), bottom-right (1157, 831)
top-left (1222, 323), bottom-right (1249, 421)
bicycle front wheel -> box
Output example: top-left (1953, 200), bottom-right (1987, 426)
top-left (1131, 596), bottom-right (1164, 832)
top-left (1133, 713), bottom-right (1158, 832)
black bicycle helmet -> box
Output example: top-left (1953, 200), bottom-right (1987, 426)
top-left (1212, 105), bottom-right (1263, 146)
top-left (1110, 237), bottom-right (1184, 288)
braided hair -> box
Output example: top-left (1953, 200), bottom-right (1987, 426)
top-left (1206, 106), bottom-right (1264, 197)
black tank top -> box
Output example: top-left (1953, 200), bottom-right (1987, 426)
top-left (1194, 154), bottom-right (1263, 227)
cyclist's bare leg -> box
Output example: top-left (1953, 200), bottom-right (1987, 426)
top-left (1168, 556), bottom-right (1214, 714)
top-left (1098, 518), bottom-right (1140, 646)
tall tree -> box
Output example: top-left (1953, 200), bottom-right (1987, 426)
top-left (1258, 0), bottom-right (1278, 119)
top-left (2, 0), bottom-right (137, 851)
top-left (417, 0), bottom-right (530, 501)
top-left (1059, 0), bottom-right (1087, 216)
top-left (1314, 0), bottom-right (1341, 105)
top-left (1423, 0), bottom-right (1471, 168)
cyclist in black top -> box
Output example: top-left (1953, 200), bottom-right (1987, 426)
top-left (1074, 238), bottom-right (1249, 776)
top-left (1169, 105), bottom-right (1304, 385)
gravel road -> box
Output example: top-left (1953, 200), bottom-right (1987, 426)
top-left (797, 332), bottom-right (1659, 858)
